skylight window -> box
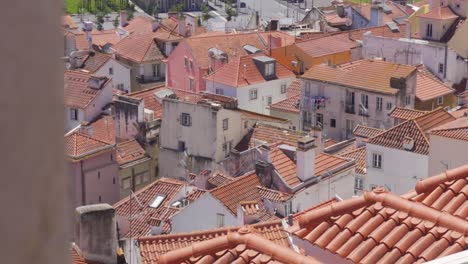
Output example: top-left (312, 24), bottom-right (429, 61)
top-left (149, 195), bottom-right (166, 208)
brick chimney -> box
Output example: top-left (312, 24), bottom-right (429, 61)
top-left (255, 160), bottom-right (273, 188)
top-left (296, 137), bottom-right (316, 182)
top-left (75, 204), bottom-right (117, 264)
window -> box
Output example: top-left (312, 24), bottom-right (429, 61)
top-left (184, 57), bottom-right (188, 68)
top-left (437, 96), bottom-right (444, 105)
top-left (149, 195), bottom-right (166, 208)
top-left (122, 177), bottom-right (131, 190)
top-left (244, 120), bottom-right (248, 129)
top-left (216, 213), bottom-right (225, 227)
top-left (405, 95), bottom-right (411, 106)
top-left (97, 171), bottom-right (100, 179)
top-left (189, 78), bottom-right (194, 91)
top-left (361, 94), bottom-right (369, 109)
top-left (215, 88), bottom-right (223, 95)
top-left (376, 97), bottom-right (383, 111)
top-left (330, 118), bottom-right (336, 128)
top-left (280, 83), bottom-right (287, 94)
top-left (249, 89), bottom-right (258, 100)
top-left (265, 63), bottom-right (274, 76)
top-left (135, 174), bottom-right (143, 185)
top-left (316, 113), bottom-right (323, 127)
top-left (386, 102), bottom-right (393, 110)
top-left (70, 108), bottom-right (78, 121)
top-left (372, 153), bottom-right (382, 169)
top-left (189, 60), bottom-right (194, 71)
top-left (223, 118), bottom-right (229, 130)
top-left (355, 177), bottom-right (364, 190)
top-left (266, 96), bottom-right (272, 106)
top-left (178, 141), bottom-right (186, 152)
top-left (108, 67), bottom-right (113, 75)
top-left (110, 154), bottom-right (113, 161)
top-left (99, 195), bottom-right (101, 202)
top-left (370, 184), bottom-right (378, 191)
top-left (180, 113), bottom-right (191, 126)
top-left (152, 64), bottom-right (160, 77)
top-left (222, 141), bottom-right (232, 157)
top-left (305, 82), bottom-right (311, 97)
top-left (142, 171), bottom-right (150, 183)
top-left (438, 63), bottom-right (444, 74)
top-left (426, 23), bottom-right (433, 37)
top-left (113, 177), bottom-right (115, 184)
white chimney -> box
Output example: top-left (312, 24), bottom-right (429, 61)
top-left (75, 204), bottom-right (117, 264)
top-left (296, 137), bottom-right (316, 182)
top-left (83, 21), bottom-right (93, 50)
top-left (178, 19), bottom-right (187, 36)
top-left (120, 10), bottom-right (128, 27)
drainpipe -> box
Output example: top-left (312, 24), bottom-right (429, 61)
top-left (444, 45), bottom-right (448, 80)
top-left (80, 160), bottom-right (86, 205)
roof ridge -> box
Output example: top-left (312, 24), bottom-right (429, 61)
top-left (339, 146), bottom-right (366, 156)
top-left (415, 164), bottom-right (468, 194)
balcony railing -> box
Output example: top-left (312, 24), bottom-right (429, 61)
top-left (359, 108), bottom-right (369, 117)
top-left (345, 104), bottom-right (355, 114)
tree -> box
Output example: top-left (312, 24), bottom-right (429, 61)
top-left (225, 0), bottom-right (237, 21)
top-left (201, 2), bottom-right (211, 21)
top-left (127, 3), bottom-right (135, 21)
top-left (170, 3), bottom-right (185, 19)
top-left (113, 15), bottom-right (119, 28)
top-left (96, 13), bottom-right (105, 30)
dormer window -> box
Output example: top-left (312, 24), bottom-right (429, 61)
top-left (426, 23), bottom-right (433, 38)
top-left (265, 63), bottom-right (275, 76)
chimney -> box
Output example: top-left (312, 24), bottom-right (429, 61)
top-left (178, 19), bottom-right (187, 37)
top-left (79, 121), bottom-right (93, 136)
top-left (237, 201), bottom-right (260, 225)
top-left (309, 128), bottom-right (323, 151)
top-left (88, 75), bottom-right (107, 89)
top-left (120, 10), bottom-right (128, 27)
top-left (75, 204), bottom-right (117, 264)
top-left (83, 21), bottom-right (93, 50)
top-left (168, 11), bottom-right (178, 19)
top-left (152, 19), bottom-right (160, 31)
top-left (296, 137), bottom-right (316, 182)
top-left (255, 160), bottom-right (272, 188)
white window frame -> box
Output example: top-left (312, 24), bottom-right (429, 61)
top-left (122, 177), bottom-right (131, 190)
top-left (437, 96), bottom-right (444, 105)
top-left (116, 83), bottom-right (124, 90)
top-left (361, 94), bottom-right (369, 109)
top-left (249, 88), bottom-right (258, 100)
top-left (180, 113), bottom-right (191, 127)
top-left (222, 118), bottom-right (229, 130)
top-left (266, 96), bottom-right (272, 106)
top-left (70, 108), bottom-right (78, 121)
top-left (438, 63), bottom-right (444, 74)
top-left (216, 213), bottom-right (225, 227)
top-left (304, 82), bottom-right (311, 97)
top-left (355, 177), bottom-right (364, 190)
top-left (215, 88), bottom-right (223, 95)
top-left (405, 95), bottom-right (411, 106)
top-left (184, 57), bottom-right (188, 69)
top-left (376, 97), bottom-right (383, 111)
top-left (189, 78), bottom-right (194, 91)
top-left (386, 102), bottom-right (393, 111)
top-left (265, 63), bottom-right (274, 76)
top-left (280, 83), bottom-right (287, 94)
top-left (109, 67), bottom-right (113, 75)
top-left (372, 153), bottom-right (382, 169)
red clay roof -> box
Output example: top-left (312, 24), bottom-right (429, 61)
top-left (112, 32), bottom-right (165, 63)
top-left (416, 65), bottom-right (455, 101)
top-left (257, 185), bottom-right (293, 202)
top-left (88, 114), bottom-right (115, 144)
top-left (138, 221), bottom-right (318, 264)
top-left (116, 139), bottom-right (149, 166)
top-left (302, 60), bottom-right (416, 95)
top-left (80, 52), bottom-right (112, 73)
top-left (210, 171), bottom-right (274, 221)
top-left (417, 6), bottom-right (459, 20)
top-left (65, 132), bottom-right (113, 159)
top-left (64, 70), bottom-right (110, 109)
top-left (287, 164), bottom-right (468, 264)
top-left (353, 124), bottom-right (384, 139)
top-left (75, 30), bottom-right (122, 50)
top-left (389, 107), bottom-right (428, 120)
top-left (355, 1), bottom-right (408, 24)
top-left (207, 172), bottom-right (235, 187)
top-left (62, 15), bottom-right (78, 29)
top-left (450, 107), bottom-right (468, 119)
top-left (236, 123), bottom-right (308, 151)
top-left (340, 147), bottom-right (367, 175)
top-left (298, 24), bottom-right (407, 42)
top-left (205, 53), bottom-right (295, 87)
top-left (368, 108), bottom-right (455, 155)
top-left (295, 33), bottom-right (360, 58)
top-left (70, 245), bottom-right (89, 264)
top-left (270, 79), bottom-right (301, 114)
top-left (113, 178), bottom-right (205, 237)
top-left (430, 117), bottom-right (468, 141)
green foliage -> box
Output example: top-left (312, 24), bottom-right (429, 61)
top-left (225, 0), bottom-right (237, 21)
top-left (65, 0), bottom-right (125, 14)
top-left (127, 3), bottom-right (135, 21)
top-left (170, 3), bottom-right (185, 18)
top-left (113, 15), bottom-right (119, 28)
top-left (96, 13), bottom-right (104, 30)
top-left (201, 2), bottom-right (211, 21)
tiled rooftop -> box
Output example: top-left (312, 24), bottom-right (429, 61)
top-left (88, 114), bottom-right (115, 144)
top-left (65, 132), bottom-right (113, 160)
top-left (340, 147), bottom-right (367, 175)
top-left (62, 15), bottom-right (78, 29)
top-left (417, 6), bottom-right (458, 20)
top-left (113, 178), bottom-right (205, 237)
top-left (138, 220), bottom-right (318, 264)
top-left (207, 172), bottom-right (235, 188)
top-left (302, 60), bottom-right (416, 95)
top-left (355, 1), bottom-right (408, 24)
top-left (205, 53), bottom-right (295, 87)
top-left (235, 123), bottom-right (307, 151)
top-left (430, 117), bottom-right (468, 141)
top-left (64, 70), bottom-right (110, 109)
top-left (368, 108), bottom-right (455, 155)
top-left (295, 33), bottom-right (359, 58)
top-left (287, 164), bottom-right (468, 264)
top-left (416, 65), bottom-right (455, 101)
top-left (353, 124), bottom-right (384, 139)
top-left (112, 32), bottom-right (165, 63)
top-left (270, 79), bottom-right (301, 114)
top-left (116, 139), bottom-right (149, 166)
top-left (70, 245), bottom-right (89, 264)
top-left (389, 107), bottom-right (428, 121)
top-left (80, 52), bottom-right (111, 73)
top-left (75, 30), bottom-right (122, 50)
top-left (257, 185), bottom-right (293, 202)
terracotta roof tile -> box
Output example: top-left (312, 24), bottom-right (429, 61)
top-left (88, 114), bottom-right (115, 144)
top-left (355, 1), bottom-right (408, 24)
top-left (353, 124), bottom-right (384, 139)
top-left (75, 30), bottom-right (122, 50)
top-left (340, 147), bottom-right (367, 175)
top-left (205, 53), bottom-right (295, 87)
top-left (80, 52), bottom-right (111, 73)
top-left (113, 178), bottom-right (204, 237)
top-left (295, 33), bottom-right (359, 58)
top-left (207, 172), bottom-right (235, 187)
top-left (288, 164), bottom-right (468, 264)
top-left (368, 108), bottom-right (455, 154)
top-left (257, 185), bottom-right (293, 202)
top-left (64, 70), bottom-right (110, 109)
top-left (450, 107), bottom-right (468, 119)
top-left (430, 117), bottom-right (468, 141)
top-left (416, 65), bottom-right (455, 101)
top-left (236, 123), bottom-right (307, 151)
top-left (324, 139), bottom-right (338, 148)
top-left (302, 60), bottom-right (416, 95)
top-left (138, 220), bottom-right (317, 264)
top-left (65, 132), bottom-right (113, 159)
top-left (417, 6), bottom-right (458, 20)
top-left (116, 139), bottom-right (149, 166)
top-left (62, 15), bottom-right (78, 29)
top-left (389, 107), bottom-right (428, 120)
top-left (70, 245), bottom-right (89, 264)
top-left (112, 32), bottom-right (165, 63)
top-left (238, 109), bottom-right (290, 123)
top-left (270, 79), bottom-right (301, 114)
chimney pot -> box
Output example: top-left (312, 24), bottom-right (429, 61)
top-left (296, 136), bottom-right (316, 182)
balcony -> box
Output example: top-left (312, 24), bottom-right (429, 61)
top-left (359, 107), bottom-right (369, 117)
top-left (345, 104), bottom-right (355, 114)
